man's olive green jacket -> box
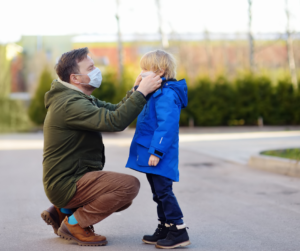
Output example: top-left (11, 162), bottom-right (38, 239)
top-left (43, 80), bottom-right (146, 208)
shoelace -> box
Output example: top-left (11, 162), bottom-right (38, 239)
top-left (84, 225), bottom-right (95, 235)
top-left (154, 225), bottom-right (164, 236)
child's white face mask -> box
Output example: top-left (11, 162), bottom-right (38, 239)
top-left (140, 71), bottom-right (155, 79)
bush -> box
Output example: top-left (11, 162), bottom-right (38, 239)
top-left (93, 68), bottom-right (136, 104)
top-left (93, 73), bottom-right (300, 127)
top-left (271, 79), bottom-right (294, 125)
top-left (0, 98), bottom-right (30, 132)
top-left (92, 70), bottom-right (117, 103)
top-left (26, 67), bottom-right (300, 127)
top-left (182, 74), bottom-right (300, 126)
top-left (28, 69), bottom-right (52, 125)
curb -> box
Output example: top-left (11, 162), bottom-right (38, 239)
top-left (248, 154), bottom-right (300, 178)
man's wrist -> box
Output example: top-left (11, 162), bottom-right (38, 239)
top-left (137, 90), bottom-right (146, 98)
top-left (136, 87), bottom-right (147, 97)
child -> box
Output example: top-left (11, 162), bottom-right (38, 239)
top-left (126, 50), bottom-right (190, 249)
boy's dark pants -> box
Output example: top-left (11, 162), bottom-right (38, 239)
top-left (146, 173), bottom-right (184, 225)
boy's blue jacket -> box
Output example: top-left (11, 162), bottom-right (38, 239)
top-left (126, 79), bottom-right (188, 181)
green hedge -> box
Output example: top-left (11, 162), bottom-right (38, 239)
top-left (0, 98), bottom-right (30, 132)
top-left (28, 70), bottom-right (300, 127)
top-left (92, 70), bottom-right (117, 103)
top-left (180, 75), bottom-right (300, 126)
top-left (92, 69), bottom-right (135, 104)
top-left (28, 69), bottom-right (52, 125)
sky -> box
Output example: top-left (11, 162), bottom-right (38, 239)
top-left (1, 0), bottom-right (300, 43)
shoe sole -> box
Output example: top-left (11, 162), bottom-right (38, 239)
top-left (142, 239), bottom-right (157, 245)
top-left (41, 210), bottom-right (59, 235)
top-left (57, 227), bottom-right (108, 246)
top-left (155, 240), bottom-right (191, 249)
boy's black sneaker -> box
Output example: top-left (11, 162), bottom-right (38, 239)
top-left (155, 224), bottom-right (191, 249)
top-left (142, 223), bottom-right (170, 244)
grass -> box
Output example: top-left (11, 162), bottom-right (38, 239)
top-left (261, 148), bottom-right (300, 161)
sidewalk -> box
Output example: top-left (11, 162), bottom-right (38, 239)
top-left (2, 127), bottom-right (300, 160)
top-left (1, 129), bottom-right (300, 250)
top-left (1, 132), bottom-right (300, 251)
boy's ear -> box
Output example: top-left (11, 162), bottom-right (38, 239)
top-left (158, 69), bottom-right (165, 77)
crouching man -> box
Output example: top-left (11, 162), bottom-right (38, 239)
top-left (41, 47), bottom-right (162, 246)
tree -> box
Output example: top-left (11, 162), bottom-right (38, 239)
top-left (28, 69), bottom-right (52, 125)
top-left (0, 45), bottom-right (11, 97)
top-left (92, 69), bottom-right (117, 103)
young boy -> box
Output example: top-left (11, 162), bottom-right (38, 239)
top-left (126, 50), bottom-right (190, 249)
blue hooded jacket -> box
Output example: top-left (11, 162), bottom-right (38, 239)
top-left (126, 79), bottom-right (188, 181)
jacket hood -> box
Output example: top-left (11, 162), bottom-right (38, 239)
top-left (45, 80), bottom-right (61, 109)
top-left (166, 79), bottom-right (188, 108)
top-left (44, 80), bottom-right (84, 109)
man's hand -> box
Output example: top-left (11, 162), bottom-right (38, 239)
top-left (133, 75), bottom-right (142, 90)
top-left (137, 73), bottom-right (162, 96)
top-left (148, 154), bottom-right (160, 166)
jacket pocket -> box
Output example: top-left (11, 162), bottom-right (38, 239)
top-left (136, 136), bottom-right (152, 167)
top-left (76, 159), bottom-right (103, 176)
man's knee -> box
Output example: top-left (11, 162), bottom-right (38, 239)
top-left (130, 175), bottom-right (140, 194)
top-left (115, 201), bottom-right (132, 212)
top-left (124, 175), bottom-right (140, 198)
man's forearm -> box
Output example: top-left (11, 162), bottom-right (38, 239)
top-left (95, 89), bottom-right (134, 111)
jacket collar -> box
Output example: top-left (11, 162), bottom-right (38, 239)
top-left (149, 78), bottom-right (178, 99)
top-left (57, 77), bottom-right (83, 94)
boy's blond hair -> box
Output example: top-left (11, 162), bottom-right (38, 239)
top-left (140, 50), bottom-right (176, 79)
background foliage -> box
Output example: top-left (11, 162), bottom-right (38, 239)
top-left (26, 68), bottom-right (300, 127)
top-left (0, 45), bottom-right (30, 132)
top-left (180, 74), bottom-right (300, 126)
top-left (28, 69), bottom-right (52, 125)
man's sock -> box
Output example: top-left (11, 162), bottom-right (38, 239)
top-left (68, 214), bottom-right (78, 225)
top-left (60, 208), bottom-right (73, 214)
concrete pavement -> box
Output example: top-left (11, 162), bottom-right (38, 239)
top-left (0, 128), bottom-right (300, 251)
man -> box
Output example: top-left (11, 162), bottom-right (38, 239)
top-left (41, 47), bottom-right (162, 246)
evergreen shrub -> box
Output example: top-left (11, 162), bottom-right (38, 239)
top-left (181, 75), bottom-right (300, 126)
top-left (92, 70), bottom-right (117, 103)
top-left (0, 98), bottom-right (30, 132)
top-left (27, 68), bottom-right (300, 127)
top-left (28, 69), bottom-right (52, 125)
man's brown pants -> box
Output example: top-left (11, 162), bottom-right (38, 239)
top-left (64, 171), bottom-right (140, 228)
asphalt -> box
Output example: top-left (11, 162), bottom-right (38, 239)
top-left (0, 127), bottom-right (300, 251)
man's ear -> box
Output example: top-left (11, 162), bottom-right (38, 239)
top-left (70, 74), bottom-right (80, 85)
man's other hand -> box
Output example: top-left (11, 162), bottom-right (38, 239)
top-left (148, 154), bottom-right (160, 166)
top-left (137, 73), bottom-right (162, 96)
top-left (133, 75), bottom-right (142, 90)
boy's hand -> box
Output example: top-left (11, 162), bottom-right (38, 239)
top-left (148, 154), bottom-right (160, 166)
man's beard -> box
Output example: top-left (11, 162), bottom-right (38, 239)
top-left (81, 84), bottom-right (96, 93)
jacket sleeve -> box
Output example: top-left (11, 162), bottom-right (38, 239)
top-left (94, 90), bottom-right (134, 111)
top-left (148, 90), bottom-right (180, 159)
top-left (65, 91), bottom-right (146, 132)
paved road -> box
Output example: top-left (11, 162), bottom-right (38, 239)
top-left (0, 128), bottom-right (300, 251)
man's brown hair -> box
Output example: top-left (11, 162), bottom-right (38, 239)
top-left (55, 47), bottom-right (89, 83)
